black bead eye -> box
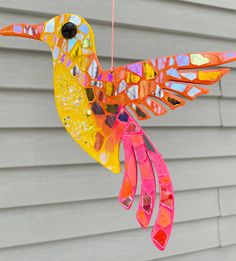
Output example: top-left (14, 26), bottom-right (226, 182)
top-left (61, 22), bottom-right (77, 39)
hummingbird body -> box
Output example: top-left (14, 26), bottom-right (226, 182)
top-left (1, 13), bottom-right (236, 251)
top-left (44, 14), bottom-right (121, 173)
top-left (53, 56), bottom-right (121, 174)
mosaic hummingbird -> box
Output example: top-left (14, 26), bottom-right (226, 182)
top-left (1, 14), bottom-right (236, 250)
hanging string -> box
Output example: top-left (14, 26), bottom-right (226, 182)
top-left (110, 0), bottom-right (115, 72)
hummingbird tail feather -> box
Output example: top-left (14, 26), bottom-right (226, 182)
top-left (118, 135), bottom-right (138, 209)
top-left (133, 136), bottom-right (156, 229)
top-left (119, 125), bottom-right (174, 251)
top-left (148, 143), bottom-right (174, 251)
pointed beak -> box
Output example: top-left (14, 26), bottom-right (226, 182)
top-left (0, 23), bottom-right (44, 40)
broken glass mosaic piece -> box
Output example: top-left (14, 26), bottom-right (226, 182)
top-left (88, 60), bottom-right (99, 79)
top-left (92, 102), bottom-right (104, 115)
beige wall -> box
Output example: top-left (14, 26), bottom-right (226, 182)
top-left (0, 0), bottom-right (236, 260)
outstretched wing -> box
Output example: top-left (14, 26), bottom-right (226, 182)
top-left (97, 52), bottom-right (236, 120)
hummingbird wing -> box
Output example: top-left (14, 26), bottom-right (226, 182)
top-left (97, 52), bottom-right (236, 120)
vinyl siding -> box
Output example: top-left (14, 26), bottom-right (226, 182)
top-left (0, 0), bottom-right (236, 260)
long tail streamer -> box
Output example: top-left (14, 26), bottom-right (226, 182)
top-left (119, 118), bottom-right (174, 250)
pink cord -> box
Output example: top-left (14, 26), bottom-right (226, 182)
top-left (110, 0), bottom-right (115, 72)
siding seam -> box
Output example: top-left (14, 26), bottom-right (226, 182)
top-left (217, 187), bottom-right (222, 247)
top-left (219, 80), bottom-right (224, 127)
top-left (217, 80), bottom-right (223, 247)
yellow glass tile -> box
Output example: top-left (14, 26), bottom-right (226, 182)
top-left (105, 82), bottom-right (114, 96)
top-left (126, 72), bottom-right (141, 84)
top-left (144, 62), bottom-right (157, 80)
top-left (198, 71), bottom-right (222, 81)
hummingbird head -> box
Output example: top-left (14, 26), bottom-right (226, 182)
top-left (0, 14), bottom-right (96, 59)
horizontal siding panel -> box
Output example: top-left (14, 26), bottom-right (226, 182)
top-left (221, 70), bottom-right (236, 98)
top-left (171, 156), bottom-right (236, 191)
top-left (0, 157), bottom-right (235, 208)
top-left (175, 189), bottom-right (219, 222)
top-left (0, 219), bottom-right (219, 261)
top-left (2, 128), bottom-right (236, 168)
top-left (145, 127), bottom-right (236, 159)
top-left (178, 0), bottom-right (236, 10)
top-left (1, 12), bottom-right (236, 64)
top-left (221, 98), bottom-right (236, 126)
top-left (0, 90), bottom-right (58, 128)
top-left (0, 189), bottom-right (218, 249)
top-left (156, 245), bottom-right (236, 261)
top-left (219, 215), bottom-right (236, 246)
top-left (0, 49), bottom-right (52, 90)
top-left (219, 186), bottom-right (236, 216)
top-left (0, 90), bottom-right (221, 128)
top-left (0, 0), bottom-right (236, 40)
